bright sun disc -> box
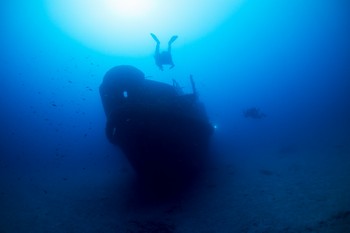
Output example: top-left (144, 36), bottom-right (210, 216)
top-left (45, 0), bottom-right (243, 56)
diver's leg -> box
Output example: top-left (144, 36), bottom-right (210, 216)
top-left (151, 33), bottom-right (160, 56)
top-left (167, 35), bottom-right (178, 52)
top-left (155, 43), bottom-right (160, 56)
top-left (168, 35), bottom-right (178, 45)
top-left (150, 33), bottom-right (160, 44)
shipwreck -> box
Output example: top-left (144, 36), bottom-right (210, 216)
top-left (99, 65), bottom-right (213, 188)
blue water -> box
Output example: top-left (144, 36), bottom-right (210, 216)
top-left (1, 1), bottom-right (350, 232)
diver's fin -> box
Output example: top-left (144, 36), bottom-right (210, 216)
top-left (168, 35), bottom-right (178, 45)
top-left (150, 33), bottom-right (160, 43)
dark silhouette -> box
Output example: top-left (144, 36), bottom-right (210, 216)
top-left (100, 65), bottom-right (213, 193)
top-left (243, 107), bottom-right (266, 119)
top-left (150, 33), bottom-right (178, 71)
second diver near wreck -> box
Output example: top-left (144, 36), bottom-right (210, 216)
top-left (99, 65), bottom-right (214, 190)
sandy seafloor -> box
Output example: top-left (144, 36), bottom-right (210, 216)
top-left (1, 141), bottom-right (349, 233)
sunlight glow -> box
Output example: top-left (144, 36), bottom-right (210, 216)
top-left (113, 0), bottom-right (153, 19)
top-left (45, 0), bottom-right (244, 56)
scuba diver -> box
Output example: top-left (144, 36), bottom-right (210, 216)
top-left (150, 33), bottom-right (178, 71)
